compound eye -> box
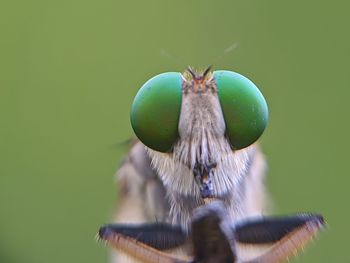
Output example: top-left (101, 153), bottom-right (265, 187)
top-left (130, 72), bottom-right (183, 152)
top-left (214, 70), bottom-right (268, 150)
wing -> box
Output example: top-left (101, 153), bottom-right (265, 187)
top-left (234, 214), bottom-right (325, 263)
top-left (98, 223), bottom-right (190, 263)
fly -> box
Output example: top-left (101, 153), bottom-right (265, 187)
top-left (98, 67), bottom-right (324, 262)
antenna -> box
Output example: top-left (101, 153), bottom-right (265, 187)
top-left (160, 48), bottom-right (187, 69)
top-left (210, 42), bottom-right (239, 66)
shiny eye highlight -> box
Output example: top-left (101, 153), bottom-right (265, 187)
top-left (130, 72), bottom-right (182, 152)
top-left (214, 70), bottom-right (268, 150)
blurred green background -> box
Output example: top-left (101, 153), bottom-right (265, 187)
top-left (1, 0), bottom-right (349, 262)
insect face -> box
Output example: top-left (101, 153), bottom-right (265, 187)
top-left (130, 68), bottom-right (268, 229)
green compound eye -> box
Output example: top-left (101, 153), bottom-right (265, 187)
top-left (130, 72), bottom-right (182, 152)
top-left (214, 70), bottom-right (268, 150)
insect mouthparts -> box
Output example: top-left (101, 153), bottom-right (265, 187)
top-left (193, 163), bottom-right (215, 199)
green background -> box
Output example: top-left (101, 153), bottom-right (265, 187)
top-left (1, 1), bottom-right (348, 262)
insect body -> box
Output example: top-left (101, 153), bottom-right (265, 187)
top-left (99, 67), bottom-right (324, 262)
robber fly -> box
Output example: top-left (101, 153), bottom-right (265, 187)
top-left (98, 67), bottom-right (324, 262)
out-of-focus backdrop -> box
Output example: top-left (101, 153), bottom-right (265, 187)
top-left (1, 0), bottom-right (348, 262)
